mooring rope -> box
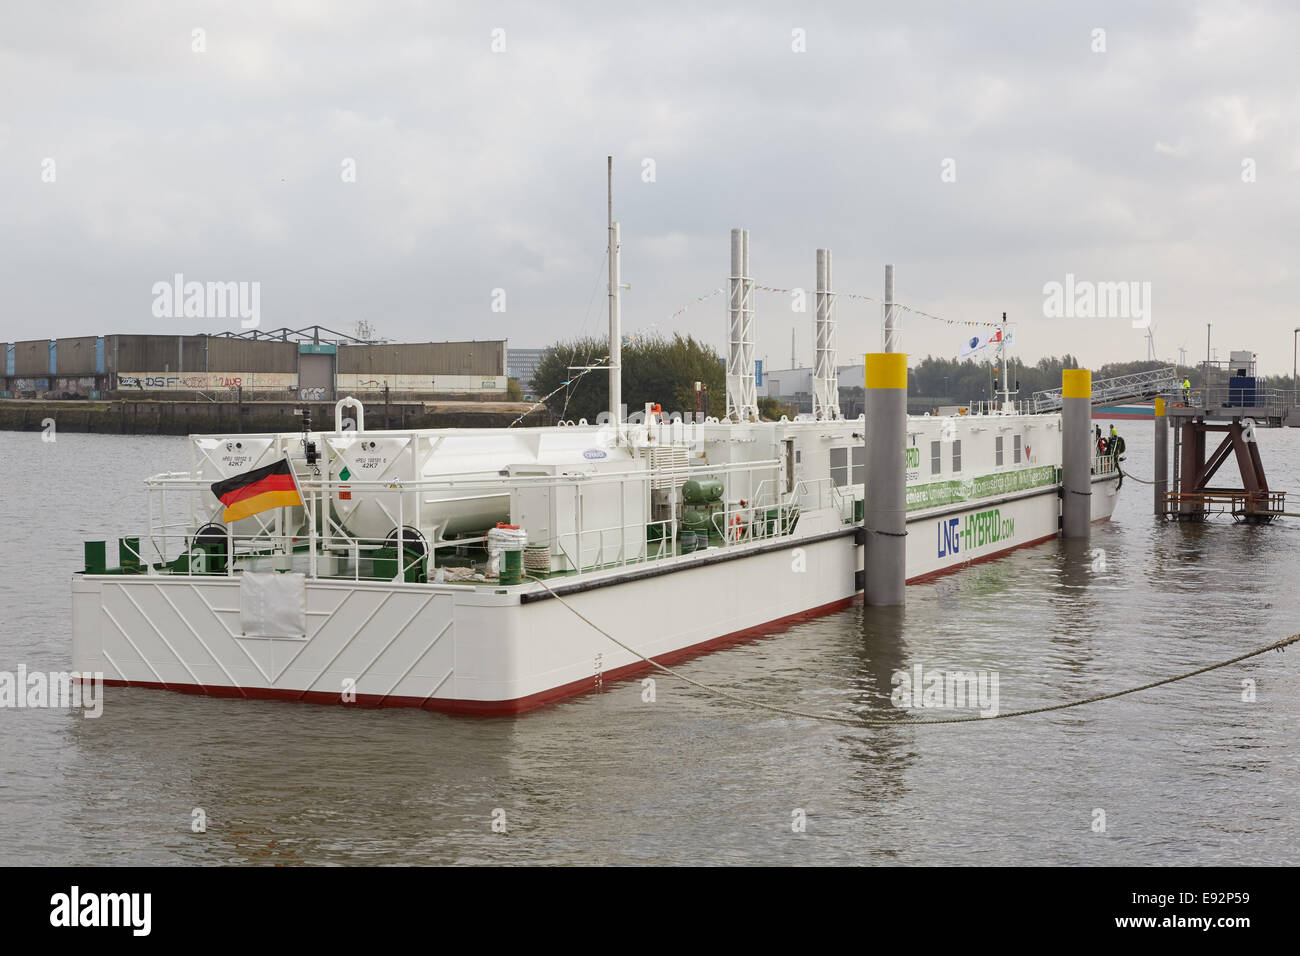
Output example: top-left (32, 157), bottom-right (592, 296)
top-left (526, 573), bottom-right (1297, 726)
top-left (1119, 464), bottom-right (1158, 485)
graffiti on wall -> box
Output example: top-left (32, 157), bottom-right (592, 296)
top-left (117, 372), bottom-right (295, 390)
top-left (334, 374), bottom-right (507, 392)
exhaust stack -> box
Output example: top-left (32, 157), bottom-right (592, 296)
top-left (813, 249), bottom-right (840, 420)
top-left (883, 263), bottom-right (901, 353)
top-left (725, 228), bottom-right (758, 422)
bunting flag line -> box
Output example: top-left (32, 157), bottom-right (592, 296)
top-left (893, 302), bottom-right (1004, 329)
top-left (749, 284), bottom-right (1004, 328)
top-left (670, 287), bottom-right (726, 318)
top-left (509, 354), bottom-right (611, 427)
top-left (512, 280), bottom-right (1008, 427)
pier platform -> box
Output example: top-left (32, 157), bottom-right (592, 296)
top-left (1161, 489), bottom-right (1287, 521)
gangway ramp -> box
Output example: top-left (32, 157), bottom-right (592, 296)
top-left (1032, 366), bottom-right (1180, 413)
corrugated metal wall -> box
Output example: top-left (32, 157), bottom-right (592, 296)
top-left (206, 337), bottom-right (298, 372)
top-left (55, 336), bottom-right (100, 374)
top-left (106, 335), bottom-right (208, 372)
top-left (11, 335), bottom-right (507, 380)
top-left (12, 340), bottom-right (49, 376)
top-left (338, 341), bottom-right (505, 375)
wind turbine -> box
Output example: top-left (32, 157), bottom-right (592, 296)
top-left (1145, 324), bottom-right (1157, 362)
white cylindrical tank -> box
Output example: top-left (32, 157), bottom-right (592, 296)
top-left (318, 424), bottom-right (641, 545)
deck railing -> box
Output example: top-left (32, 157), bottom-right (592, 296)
top-left (966, 399), bottom-right (1039, 416)
top-left (127, 456), bottom-right (823, 584)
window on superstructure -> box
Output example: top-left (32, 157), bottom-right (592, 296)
top-left (851, 444), bottom-right (865, 485)
top-left (952, 439), bottom-right (962, 473)
top-left (1013, 434), bottom-right (1022, 464)
top-left (995, 436), bottom-right (1003, 467)
top-left (829, 446), bottom-right (849, 488)
top-left (930, 440), bottom-right (941, 475)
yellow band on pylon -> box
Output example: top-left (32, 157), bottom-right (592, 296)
top-left (1154, 397), bottom-right (1165, 417)
top-left (865, 353), bottom-right (908, 390)
top-left (1062, 369), bottom-right (1091, 399)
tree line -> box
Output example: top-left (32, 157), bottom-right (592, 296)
top-left (527, 336), bottom-right (1280, 422)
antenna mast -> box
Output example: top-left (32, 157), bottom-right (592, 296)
top-left (607, 156), bottom-right (622, 437)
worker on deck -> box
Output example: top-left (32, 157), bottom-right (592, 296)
top-left (1182, 377), bottom-right (1191, 404)
top-left (1109, 424), bottom-right (1118, 447)
top-left (1095, 424), bottom-right (1103, 452)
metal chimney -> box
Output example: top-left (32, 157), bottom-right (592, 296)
top-left (726, 228), bottom-right (757, 422)
top-left (883, 264), bottom-right (901, 353)
top-left (813, 248), bottom-right (840, 420)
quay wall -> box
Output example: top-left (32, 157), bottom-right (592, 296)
top-left (0, 399), bottom-right (545, 435)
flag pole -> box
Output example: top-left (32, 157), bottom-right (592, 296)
top-left (282, 453), bottom-right (309, 575)
top-left (1000, 312), bottom-right (1010, 409)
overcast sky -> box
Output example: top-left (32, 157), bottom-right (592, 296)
top-left (4, 1), bottom-right (1300, 374)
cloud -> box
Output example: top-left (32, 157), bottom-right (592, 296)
top-left (2, 0), bottom-right (1299, 373)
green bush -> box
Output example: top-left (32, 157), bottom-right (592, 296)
top-left (530, 333), bottom-right (725, 422)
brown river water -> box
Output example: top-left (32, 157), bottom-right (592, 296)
top-left (1, 421), bottom-right (1297, 865)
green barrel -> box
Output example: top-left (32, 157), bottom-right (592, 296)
top-left (84, 541), bottom-right (107, 574)
top-left (499, 549), bottom-right (523, 585)
top-left (681, 510), bottom-right (710, 535)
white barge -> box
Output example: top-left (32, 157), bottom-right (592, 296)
top-left (69, 398), bottom-right (1120, 714)
top-left (69, 186), bottom-right (1121, 714)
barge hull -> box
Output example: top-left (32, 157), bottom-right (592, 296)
top-left (71, 476), bottom-right (1119, 715)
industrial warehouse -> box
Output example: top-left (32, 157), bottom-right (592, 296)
top-left (0, 328), bottom-right (510, 402)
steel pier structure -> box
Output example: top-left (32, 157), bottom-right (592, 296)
top-left (1160, 397), bottom-right (1286, 521)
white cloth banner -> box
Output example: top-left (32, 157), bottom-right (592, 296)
top-left (958, 327), bottom-right (1015, 359)
top-left (239, 572), bottom-right (307, 639)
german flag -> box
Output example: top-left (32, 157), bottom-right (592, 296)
top-left (210, 458), bottom-right (303, 523)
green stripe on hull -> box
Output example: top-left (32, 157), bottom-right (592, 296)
top-left (906, 465), bottom-right (1058, 511)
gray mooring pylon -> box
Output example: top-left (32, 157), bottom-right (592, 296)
top-left (1061, 368), bottom-right (1092, 539)
top-left (863, 351), bottom-right (908, 605)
